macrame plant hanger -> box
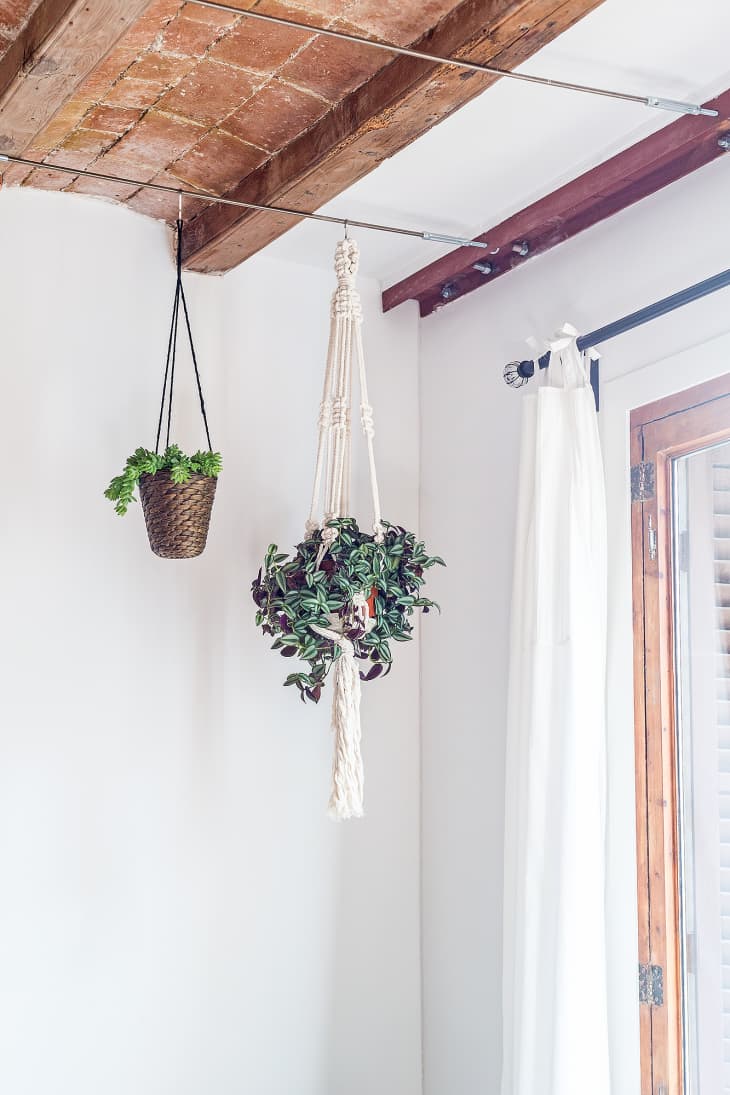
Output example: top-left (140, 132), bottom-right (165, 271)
top-left (305, 233), bottom-right (384, 820)
top-left (155, 198), bottom-right (212, 456)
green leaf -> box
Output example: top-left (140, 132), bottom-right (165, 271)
top-left (252, 519), bottom-right (444, 702)
top-left (105, 446), bottom-right (222, 517)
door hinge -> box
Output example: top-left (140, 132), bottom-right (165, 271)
top-left (631, 461), bottom-right (656, 503)
top-left (638, 963), bottom-right (664, 1006)
top-left (647, 514), bottom-right (657, 561)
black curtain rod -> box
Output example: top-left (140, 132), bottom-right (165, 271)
top-left (504, 266), bottom-right (730, 409)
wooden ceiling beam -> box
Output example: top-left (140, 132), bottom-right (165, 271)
top-left (181, 0), bottom-right (607, 273)
top-left (0, 0), bottom-right (155, 158)
top-left (382, 87), bottom-right (730, 317)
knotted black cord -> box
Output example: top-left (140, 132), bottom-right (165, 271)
top-left (154, 217), bottom-right (214, 454)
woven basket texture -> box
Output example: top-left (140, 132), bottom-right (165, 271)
top-left (139, 470), bottom-right (216, 559)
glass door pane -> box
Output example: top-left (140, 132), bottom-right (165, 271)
top-left (673, 441), bottom-right (730, 1095)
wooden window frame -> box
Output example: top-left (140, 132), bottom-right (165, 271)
top-left (631, 373), bottom-right (730, 1095)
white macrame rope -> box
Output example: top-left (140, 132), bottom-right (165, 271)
top-left (354, 320), bottom-right (384, 542)
top-left (311, 625), bottom-right (364, 820)
top-left (305, 238), bottom-right (383, 543)
top-left (306, 238), bottom-right (385, 820)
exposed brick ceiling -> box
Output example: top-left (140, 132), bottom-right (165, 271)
top-left (0, 0), bottom-right (607, 271)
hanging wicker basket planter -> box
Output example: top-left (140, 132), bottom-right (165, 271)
top-left (139, 469), bottom-right (217, 559)
top-left (104, 216), bottom-right (221, 557)
top-left (252, 238), bottom-right (444, 820)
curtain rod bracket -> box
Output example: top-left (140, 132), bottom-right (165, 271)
top-left (503, 268), bottom-right (730, 407)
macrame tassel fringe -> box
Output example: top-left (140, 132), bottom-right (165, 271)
top-left (327, 637), bottom-right (364, 820)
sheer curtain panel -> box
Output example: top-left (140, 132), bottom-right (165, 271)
top-left (501, 328), bottom-right (610, 1095)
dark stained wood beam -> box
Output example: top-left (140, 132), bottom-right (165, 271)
top-left (181, 0), bottom-right (608, 273)
top-left (0, 0), bottom-right (155, 156)
top-left (383, 87), bottom-right (730, 317)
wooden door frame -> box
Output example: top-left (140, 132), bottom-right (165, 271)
top-left (631, 373), bottom-right (730, 1095)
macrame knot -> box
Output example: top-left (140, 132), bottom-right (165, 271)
top-left (333, 633), bottom-right (355, 659)
top-left (331, 284), bottom-right (362, 320)
top-left (316, 523), bottom-right (339, 564)
top-left (360, 401), bottom-right (375, 440)
top-left (373, 521), bottom-right (385, 544)
top-left (305, 518), bottom-right (319, 538)
top-left (318, 399), bottom-right (332, 430)
top-left (310, 620), bottom-right (364, 821)
top-left (331, 396), bottom-right (350, 433)
top-left (334, 237), bottom-right (360, 282)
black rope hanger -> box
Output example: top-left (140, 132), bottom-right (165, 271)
top-left (154, 215), bottom-right (213, 454)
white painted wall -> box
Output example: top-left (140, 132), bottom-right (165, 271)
top-left (418, 155), bottom-right (730, 1095)
top-left (5, 141), bottom-right (728, 1095)
top-left (0, 188), bottom-right (422, 1095)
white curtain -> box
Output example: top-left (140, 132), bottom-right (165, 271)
top-left (501, 327), bottom-right (610, 1095)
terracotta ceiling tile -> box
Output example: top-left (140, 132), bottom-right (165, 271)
top-left (180, 0), bottom-right (248, 27)
top-left (277, 32), bottom-right (383, 101)
top-left (30, 98), bottom-right (94, 153)
top-left (126, 52), bottom-right (197, 85)
top-left (66, 174), bottom-right (140, 201)
top-left (110, 110), bottom-right (204, 170)
top-left (209, 8), bottom-right (312, 73)
top-left (0, 161), bottom-right (32, 186)
top-left (103, 78), bottom-right (165, 110)
top-left (44, 146), bottom-right (101, 173)
top-left (58, 127), bottom-right (116, 158)
top-left (125, 168), bottom-right (210, 221)
top-left (222, 78), bottom-right (329, 151)
top-left (345, 0), bottom-right (457, 45)
top-left (0, 0), bottom-right (35, 31)
top-left (169, 130), bottom-right (267, 194)
top-left (80, 105), bottom-right (143, 136)
top-left (255, 0), bottom-right (348, 24)
top-left (160, 14), bottom-right (225, 58)
top-left (22, 168), bottom-right (70, 192)
top-left (74, 45), bottom-right (140, 100)
top-left (156, 58), bottom-right (260, 127)
top-left (71, 142), bottom-right (154, 196)
top-left (123, 0), bottom-right (185, 51)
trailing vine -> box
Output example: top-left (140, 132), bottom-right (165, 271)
top-left (252, 518), bottom-right (444, 703)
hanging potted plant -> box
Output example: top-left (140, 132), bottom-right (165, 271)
top-left (104, 215), bottom-right (221, 559)
top-left (252, 237), bottom-right (444, 819)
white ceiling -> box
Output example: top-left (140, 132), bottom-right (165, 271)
top-left (259, 0), bottom-right (730, 286)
